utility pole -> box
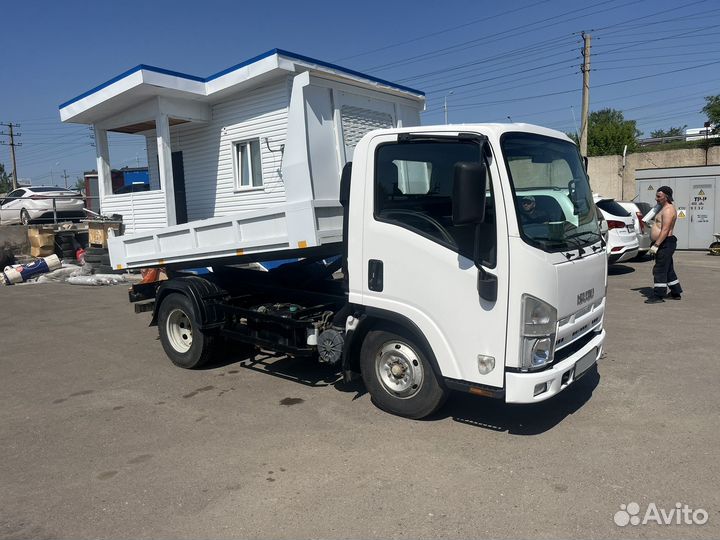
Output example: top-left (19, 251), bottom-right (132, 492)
top-left (579, 32), bottom-right (591, 158)
top-left (62, 169), bottom-right (70, 189)
top-left (0, 122), bottom-right (22, 190)
top-left (444, 91), bottom-right (454, 124)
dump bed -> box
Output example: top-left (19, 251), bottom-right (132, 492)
top-left (108, 199), bottom-right (342, 270)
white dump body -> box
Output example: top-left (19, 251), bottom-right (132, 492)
top-left (108, 199), bottom-right (342, 269)
top-left (100, 62), bottom-right (424, 270)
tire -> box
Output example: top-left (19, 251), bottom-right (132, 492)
top-left (100, 255), bottom-right (111, 266)
top-left (20, 209), bottom-right (31, 225)
top-left (360, 325), bottom-right (448, 419)
top-left (85, 247), bottom-right (107, 256)
top-left (157, 292), bottom-right (216, 369)
top-left (95, 264), bottom-right (114, 274)
top-left (709, 241), bottom-right (720, 256)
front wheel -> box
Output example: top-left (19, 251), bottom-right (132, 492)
top-left (709, 241), bottom-right (720, 256)
top-left (20, 209), bottom-right (31, 225)
top-left (360, 326), bottom-right (448, 419)
top-left (157, 292), bottom-right (216, 368)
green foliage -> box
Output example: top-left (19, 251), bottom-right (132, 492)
top-left (636, 138), bottom-right (719, 153)
top-left (702, 95), bottom-right (720, 134)
top-left (586, 108), bottom-right (642, 157)
top-left (0, 163), bottom-right (12, 193)
top-left (73, 177), bottom-right (85, 194)
top-left (650, 125), bottom-right (686, 139)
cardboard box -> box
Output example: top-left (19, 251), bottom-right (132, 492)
top-left (88, 221), bottom-right (122, 247)
top-left (27, 227), bottom-right (54, 249)
top-left (30, 245), bottom-right (54, 257)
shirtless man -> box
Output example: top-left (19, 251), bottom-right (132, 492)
top-left (646, 185), bottom-right (682, 303)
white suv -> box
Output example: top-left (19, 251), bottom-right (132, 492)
top-left (594, 195), bottom-right (639, 264)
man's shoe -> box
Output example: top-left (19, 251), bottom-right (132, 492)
top-left (669, 293), bottom-right (682, 300)
top-left (645, 296), bottom-right (665, 304)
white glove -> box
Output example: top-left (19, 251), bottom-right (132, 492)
top-left (648, 244), bottom-right (658, 256)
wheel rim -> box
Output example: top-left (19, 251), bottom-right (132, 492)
top-left (166, 308), bottom-right (193, 353)
top-left (21, 210), bottom-right (29, 225)
top-left (375, 341), bottom-right (424, 399)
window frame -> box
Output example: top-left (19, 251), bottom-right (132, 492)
top-left (232, 138), bottom-right (264, 192)
top-left (372, 139), bottom-right (497, 267)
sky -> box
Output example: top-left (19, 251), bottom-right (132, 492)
top-left (1, 0), bottom-right (719, 187)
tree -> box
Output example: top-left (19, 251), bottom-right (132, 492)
top-left (0, 163), bottom-right (12, 194)
top-left (586, 108), bottom-right (642, 156)
top-left (650, 125), bottom-right (686, 139)
top-left (702, 95), bottom-right (720, 134)
top-left (73, 177), bottom-right (85, 194)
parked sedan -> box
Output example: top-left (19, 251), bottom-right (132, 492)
top-left (594, 195), bottom-right (639, 264)
top-left (0, 187), bottom-right (85, 225)
top-left (618, 201), bottom-right (653, 256)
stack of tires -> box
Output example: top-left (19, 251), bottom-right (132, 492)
top-left (84, 246), bottom-right (114, 274)
top-left (55, 232), bottom-right (77, 262)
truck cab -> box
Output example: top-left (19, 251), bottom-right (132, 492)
top-left (344, 124), bottom-right (605, 415)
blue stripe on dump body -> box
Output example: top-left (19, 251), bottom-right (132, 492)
top-left (59, 49), bottom-right (424, 110)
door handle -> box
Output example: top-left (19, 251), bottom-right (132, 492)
top-left (368, 259), bottom-right (384, 292)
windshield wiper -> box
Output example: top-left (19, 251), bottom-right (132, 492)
top-left (528, 236), bottom-right (567, 246)
top-left (561, 236), bottom-right (586, 260)
top-left (567, 230), bottom-right (605, 250)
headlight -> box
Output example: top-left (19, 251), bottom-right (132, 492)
top-left (520, 295), bottom-right (557, 371)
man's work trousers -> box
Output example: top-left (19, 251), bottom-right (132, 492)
top-left (652, 235), bottom-right (682, 297)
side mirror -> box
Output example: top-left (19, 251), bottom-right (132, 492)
top-left (452, 161), bottom-right (487, 225)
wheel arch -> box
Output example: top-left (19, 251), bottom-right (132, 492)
top-left (150, 276), bottom-right (228, 330)
top-left (342, 306), bottom-right (445, 384)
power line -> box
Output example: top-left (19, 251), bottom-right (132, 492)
top-left (591, 0), bottom-right (711, 33)
top-left (361, 0), bottom-right (636, 73)
top-left (331, 0), bottom-right (551, 62)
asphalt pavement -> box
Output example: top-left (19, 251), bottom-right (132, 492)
top-left (1, 252), bottom-right (719, 539)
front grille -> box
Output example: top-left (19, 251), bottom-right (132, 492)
top-left (555, 330), bottom-right (599, 363)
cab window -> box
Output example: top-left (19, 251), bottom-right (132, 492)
top-left (374, 139), bottom-right (496, 267)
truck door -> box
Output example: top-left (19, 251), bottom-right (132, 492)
top-left (360, 134), bottom-right (509, 389)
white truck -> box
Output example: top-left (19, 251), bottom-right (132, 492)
top-left (112, 123), bottom-right (607, 419)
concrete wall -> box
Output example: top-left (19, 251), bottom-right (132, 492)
top-left (588, 146), bottom-right (720, 201)
top-left (0, 226), bottom-right (29, 255)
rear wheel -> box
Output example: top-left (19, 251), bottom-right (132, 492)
top-left (158, 293), bottom-right (216, 369)
top-left (360, 326), bottom-right (447, 419)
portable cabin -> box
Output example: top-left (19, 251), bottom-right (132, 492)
top-left (59, 49), bottom-right (425, 238)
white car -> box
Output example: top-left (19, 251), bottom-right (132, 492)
top-left (0, 186), bottom-right (85, 225)
top-left (618, 201), bottom-right (653, 255)
top-left (594, 195), bottom-right (639, 264)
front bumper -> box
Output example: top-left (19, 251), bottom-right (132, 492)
top-left (505, 328), bottom-right (605, 403)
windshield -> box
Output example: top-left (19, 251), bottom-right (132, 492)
top-left (501, 132), bottom-right (600, 253)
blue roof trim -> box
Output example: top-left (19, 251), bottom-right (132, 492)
top-left (204, 49), bottom-right (280, 82)
top-left (59, 64), bottom-right (205, 109)
top-left (270, 49), bottom-right (424, 96)
top-left (59, 49), bottom-right (424, 110)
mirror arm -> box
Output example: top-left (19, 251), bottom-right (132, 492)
top-left (474, 224), bottom-right (498, 302)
